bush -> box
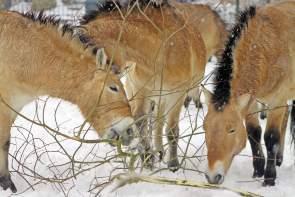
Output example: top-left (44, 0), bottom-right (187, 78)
top-left (32, 0), bottom-right (57, 11)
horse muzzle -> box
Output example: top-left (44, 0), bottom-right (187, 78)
top-left (104, 117), bottom-right (139, 146)
top-left (205, 161), bottom-right (226, 185)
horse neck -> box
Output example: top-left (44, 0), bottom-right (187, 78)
top-left (85, 18), bottom-right (159, 72)
top-left (29, 27), bottom-right (101, 116)
top-left (42, 54), bottom-right (100, 116)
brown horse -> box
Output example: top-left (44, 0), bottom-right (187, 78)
top-left (171, 1), bottom-right (228, 108)
top-left (0, 11), bottom-right (137, 192)
top-left (81, 0), bottom-right (227, 171)
top-left (203, 1), bottom-right (295, 186)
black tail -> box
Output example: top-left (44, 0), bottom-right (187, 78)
top-left (290, 100), bottom-right (295, 145)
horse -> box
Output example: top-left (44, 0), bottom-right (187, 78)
top-left (0, 11), bottom-right (137, 192)
top-left (80, 0), bottom-right (227, 171)
top-left (170, 1), bottom-right (228, 108)
top-left (203, 1), bottom-right (295, 186)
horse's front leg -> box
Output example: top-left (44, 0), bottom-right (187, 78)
top-left (130, 93), bottom-right (154, 168)
top-left (245, 102), bottom-right (265, 178)
top-left (263, 105), bottom-right (288, 186)
top-left (165, 96), bottom-right (183, 172)
top-left (0, 108), bottom-right (16, 193)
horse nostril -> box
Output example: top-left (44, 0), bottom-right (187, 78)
top-left (110, 128), bottom-right (120, 141)
top-left (214, 174), bottom-right (224, 184)
top-left (126, 128), bottom-right (133, 136)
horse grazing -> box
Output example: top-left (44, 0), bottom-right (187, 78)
top-left (0, 11), bottom-right (137, 192)
top-left (80, 0), bottom-right (227, 171)
top-left (203, 1), bottom-right (295, 186)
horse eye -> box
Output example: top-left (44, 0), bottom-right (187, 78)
top-left (109, 85), bottom-right (119, 92)
top-left (228, 129), bottom-right (235, 134)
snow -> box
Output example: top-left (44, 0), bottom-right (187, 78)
top-left (1, 0), bottom-right (295, 197)
top-left (1, 62), bottom-right (294, 197)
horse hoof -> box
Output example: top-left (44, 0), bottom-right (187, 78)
top-left (168, 159), bottom-right (180, 172)
top-left (276, 154), bottom-right (283, 167)
top-left (184, 96), bottom-right (192, 108)
top-left (263, 165), bottom-right (276, 187)
top-left (0, 175), bottom-right (17, 193)
top-left (252, 169), bottom-right (264, 178)
top-left (140, 152), bottom-right (154, 170)
top-left (262, 179), bottom-right (275, 186)
top-left (158, 151), bottom-right (164, 161)
top-left (253, 157), bottom-right (265, 178)
top-left (194, 100), bottom-right (203, 109)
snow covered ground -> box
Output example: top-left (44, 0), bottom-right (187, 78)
top-left (1, 61), bottom-right (294, 197)
top-left (1, 0), bottom-right (295, 197)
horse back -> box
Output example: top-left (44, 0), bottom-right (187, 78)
top-left (171, 2), bottom-right (227, 60)
top-left (84, 5), bottom-right (207, 89)
top-left (233, 2), bottom-right (295, 99)
top-left (260, 1), bottom-right (295, 75)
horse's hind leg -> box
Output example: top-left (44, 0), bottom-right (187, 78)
top-left (0, 107), bottom-right (16, 192)
top-left (184, 87), bottom-right (202, 109)
top-left (245, 102), bottom-right (265, 178)
top-left (290, 100), bottom-right (295, 135)
top-left (193, 87), bottom-right (203, 108)
top-left (165, 96), bottom-right (183, 172)
top-left (276, 104), bottom-right (289, 166)
top-left (259, 102), bottom-right (267, 120)
top-left (263, 105), bottom-right (288, 186)
top-left (184, 96), bottom-right (192, 109)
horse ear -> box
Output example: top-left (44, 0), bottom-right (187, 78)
top-left (96, 48), bottom-right (108, 70)
top-left (125, 61), bottom-right (136, 70)
top-left (120, 61), bottom-right (136, 76)
top-left (201, 85), bottom-right (213, 105)
top-left (237, 94), bottom-right (252, 112)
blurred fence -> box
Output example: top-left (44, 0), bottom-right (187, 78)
top-left (1, 0), bottom-right (277, 19)
top-left (2, 0), bottom-right (87, 22)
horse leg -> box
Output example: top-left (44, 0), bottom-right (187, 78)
top-left (290, 100), bottom-right (295, 136)
top-left (276, 105), bottom-right (289, 166)
top-left (0, 106), bottom-right (16, 192)
top-left (152, 101), bottom-right (165, 161)
top-left (165, 98), bottom-right (183, 172)
top-left (184, 87), bottom-right (202, 109)
top-left (245, 102), bottom-right (265, 178)
top-left (183, 96), bottom-right (192, 109)
top-left (259, 102), bottom-right (268, 120)
top-left (263, 106), bottom-right (288, 186)
top-left (130, 92), bottom-right (155, 168)
top-left (193, 87), bottom-right (203, 109)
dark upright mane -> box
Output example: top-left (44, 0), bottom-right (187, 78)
top-left (211, 6), bottom-right (256, 111)
top-left (81, 0), bottom-right (168, 25)
top-left (20, 11), bottom-right (100, 55)
top-left (21, 11), bottom-right (73, 35)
